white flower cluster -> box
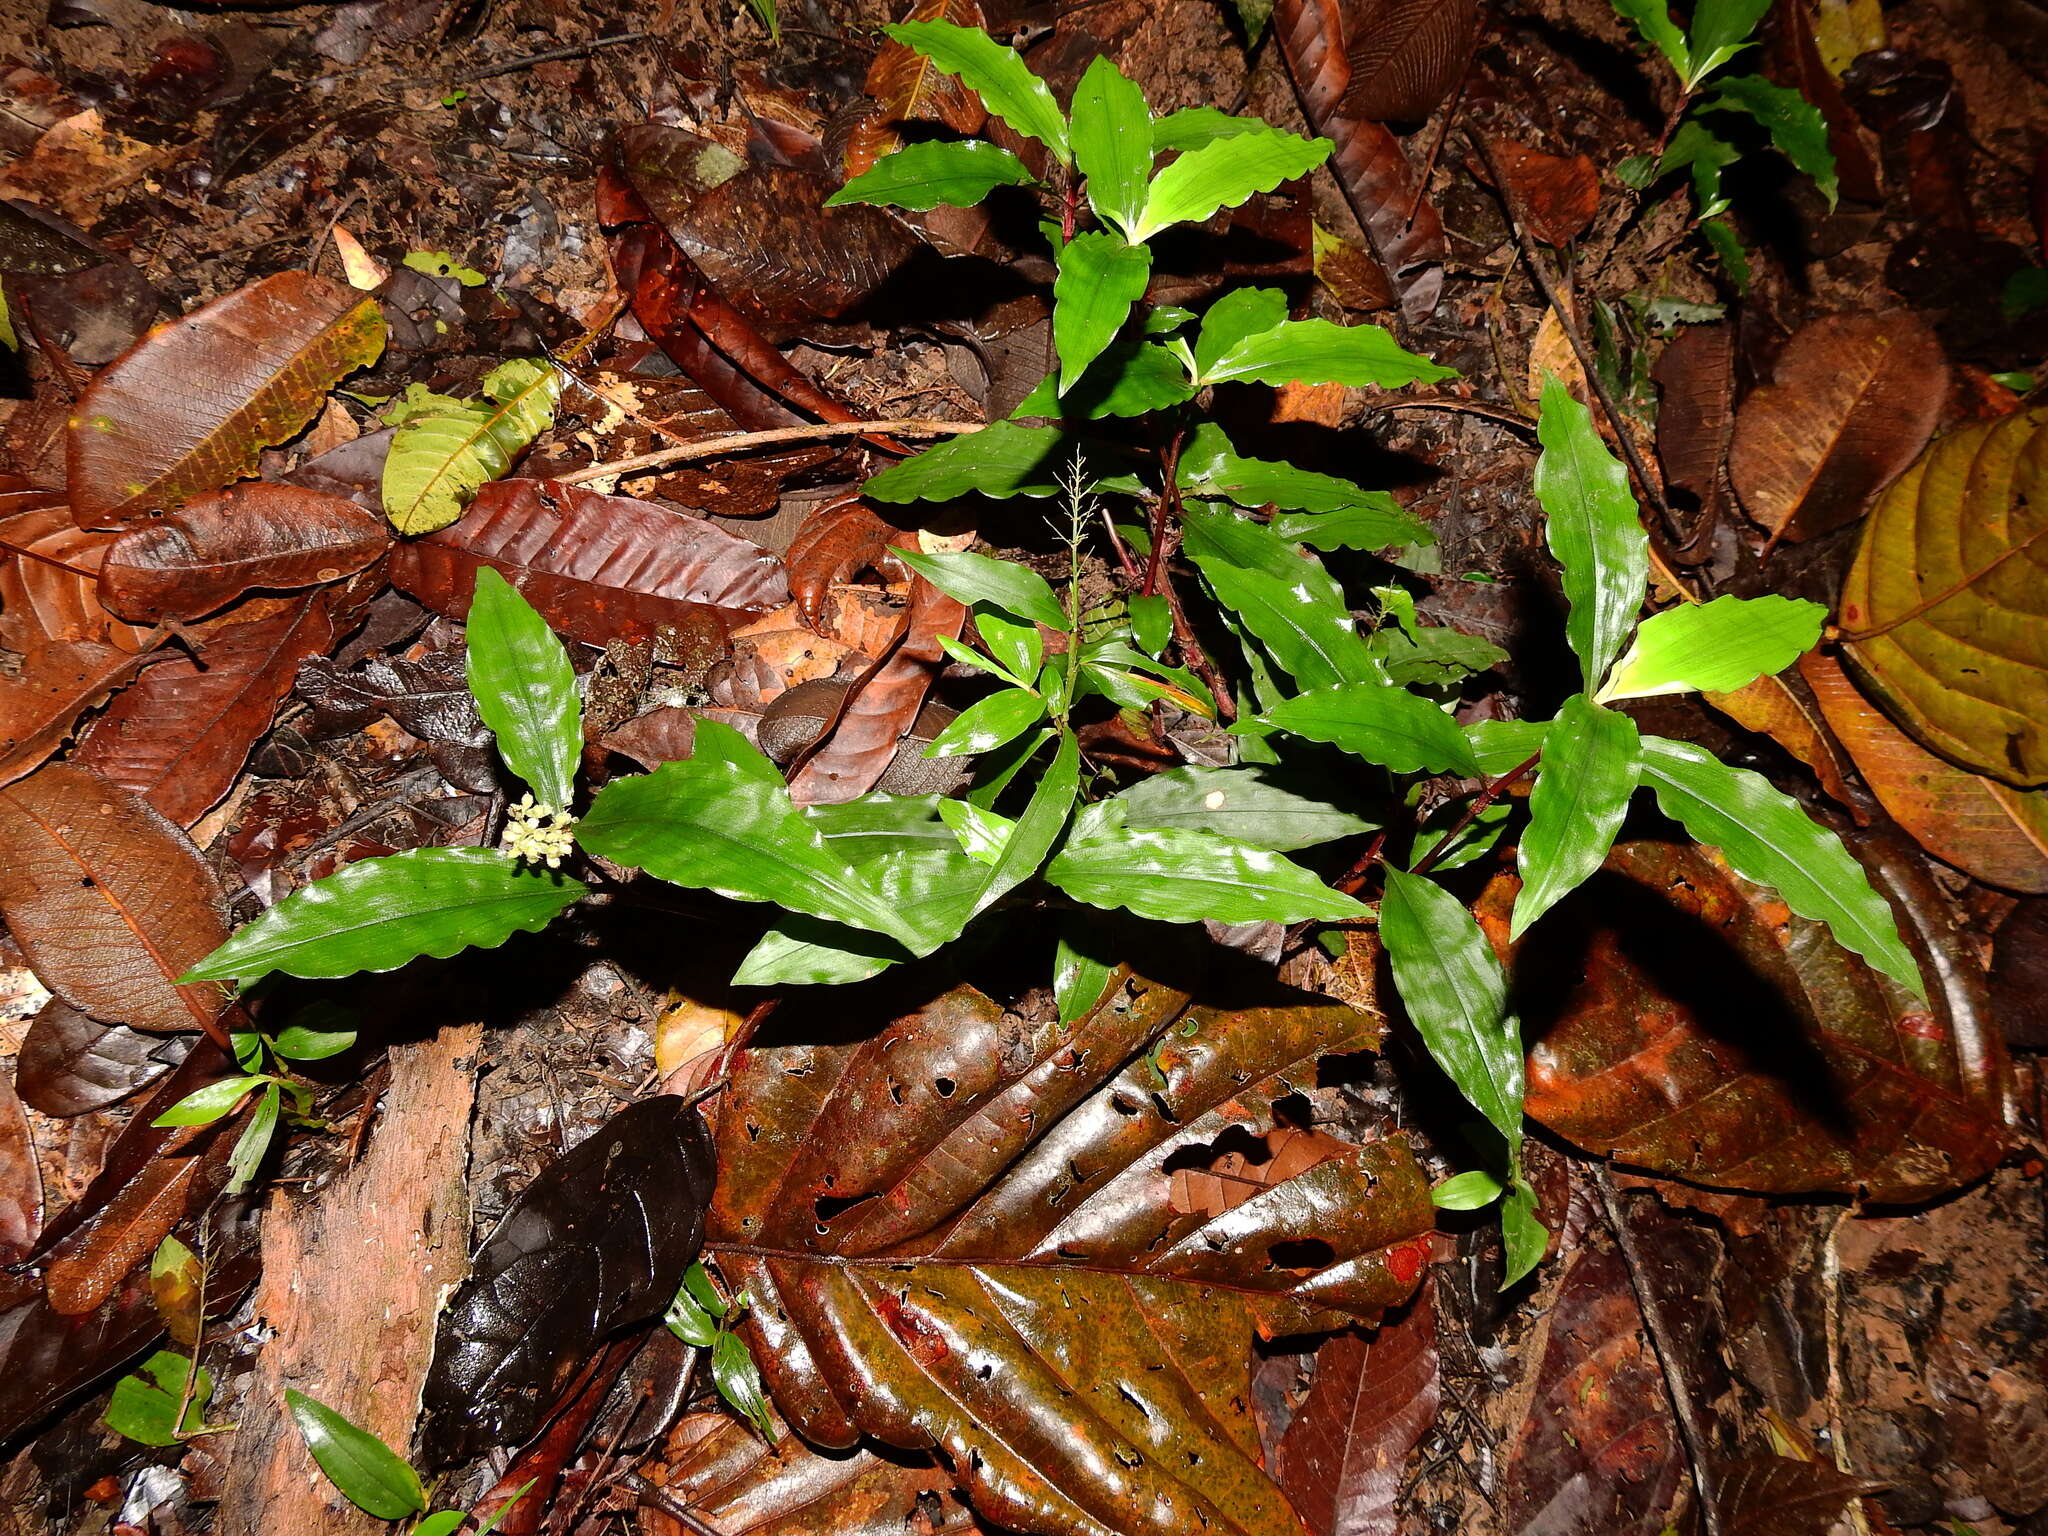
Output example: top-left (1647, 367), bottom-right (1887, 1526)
top-left (500, 794), bottom-right (577, 868)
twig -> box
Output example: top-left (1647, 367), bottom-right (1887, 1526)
top-left (442, 30), bottom-right (655, 84)
top-left (1408, 67), bottom-right (1473, 226)
top-left (1410, 752), bottom-right (1540, 879)
top-left (556, 418), bottom-right (985, 484)
top-left (0, 536), bottom-right (100, 581)
top-left (1594, 1167), bottom-right (1724, 1536)
top-left (1363, 396), bottom-right (1538, 432)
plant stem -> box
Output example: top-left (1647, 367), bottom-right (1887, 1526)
top-left (1408, 751), bottom-right (1540, 879)
top-left (1142, 427), bottom-right (1187, 599)
top-left (555, 418), bottom-right (985, 485)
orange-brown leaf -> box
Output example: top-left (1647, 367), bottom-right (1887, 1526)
top-left (1343, 0), bottom-right (1480, 124)
top-left (865, 0), bottom-right (988, 138)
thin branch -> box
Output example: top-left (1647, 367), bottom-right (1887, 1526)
top-left (0, 536), bottom-right (101, 581)
top-left (1363, 396), bottom-right (1538, 432)
top-left (1409, 752), bottom-right (1540, 879)
top-left (555, 418), bottom-right (985, 485)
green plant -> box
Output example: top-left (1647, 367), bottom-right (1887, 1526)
top-left (664, 1262), bottom-right (775, 1441)
top-left (182, 25), bottom-right (1912, 1280)
top-left (1609, 0), bottom-right (1838, 284)
top-left (105, 1237), bottom-right (226, 1447)
top-left (287, 1389), bottom-right (531, 1532)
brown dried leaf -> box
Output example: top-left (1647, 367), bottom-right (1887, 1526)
top-left (1480, 138), bottom-right (1599, 247)
top-left (0, 639), bottom-right (152, 788)
top-left (1713, 1455), bottom-right (1887, 1536)
top-left (1343, 0), bottom-right (1480, 124)
top-left (0, 1068), bottom-right (42, 1264)
top-left (66, 271), bottom-right (386, 527)
top-left (1652, 322), bottom-right (1736, 513)
top-left (1701, 672), bottom-right (1857, 809)
top-left (1168, 1125), bottom-right (1353, 1218)
top-left (785, 495), bottom-right (897, 626)
top-left (17, 997), bottom-right (181, 1118)
top-left (854, 0), bottom-right (989, 180)
top-left (98, 481), bottom-right (389, 622)
top-left (604, 706), bottom-right (764, 770)
top-left (1729, 310), bottom-right (1949, 545)
top-left (0, 484), bottom-right (152, 652)
top-left (0, 763), bottom-right (228, 1035)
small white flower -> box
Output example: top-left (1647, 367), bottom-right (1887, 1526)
top-left (500, 793), bottom-right (577, 868)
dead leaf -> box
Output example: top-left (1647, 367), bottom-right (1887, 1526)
top-left (1700, 672), bottom-right (1858, 809)
top-left (1652, 322), bottom-right (1736, 516)
top-left (16, 997), bottom-right (181, 1118)
top-left (1479, 138), bottom-right (1599, 246)
top-left (0, 639), bottom-right (153, 788)
top-left (0, 482), bottom-right (152, 652)
top-left (1712, 1455), bottom-right (1887, 1535)
top-left (849, 0), bottom-right (990, 176)
top-left (785, 494), bottom-right (898, 625)
top-left (1343, 0), bottom-right (1481, 123)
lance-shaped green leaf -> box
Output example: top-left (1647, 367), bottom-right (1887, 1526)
top-left (1244, 683), bottom-right (1479, 777)
top-left (1659, 119), bottom-right (1741, 218)
top-left (1599, 593), bottom-right (1824, 702)
top-left (1704, 74), bottom-right (1838, 207)
top-left (1070, 55), bottom-right (1153, 239)
top-left (1151, 105), bottom-right (1266, 151)
top-left (1133, 123), bottom-right (1331, 240)
top-left (1182, 506), bottom-right (1381, 688)
top-left (1467, 717), bottom-right (1548, 775)
top-left (579, 730), bottom-right (922, 947)
top-left (1109, 765), bottom-right (1377, 850)
top-left (1683, 0), bottom-right (1773, 86)
top-left (1512, 695), bottom-right (1639, 941)
top-left (1179, 423), bottom-right (1430, 545)
top-left (1193, 286), bottom-right (1288, 379)
top-left (1058, 340), bottom-right (1198, 417)
top-left (923, 685), bottom-right (1047, 757)
top-left (1534, 375), bottom-right (1648, 690)
top-left (1636, 735), bottom-right (1923, 995)
top-left (1055, 921), bottom-right (1118, 1026)
top-left (1054, 233), bottom-right (1152, 393)
top-left (894, 546), bottom-right (1068, 630)
top-left (1609, 0), bottom-right (1690, 77)
top-left (1047, 803), bottom-right (1369, 924)
top-left (286, 1390), bottom-right (426, 1521)
top-left (466, 566), bottom-right (580, 810)
top-left (863, 421), bottom-right (1066, 502)
top-left (1199, 318), bottom-right (1458, 388)
top-left (183, 849), bottom-right (586, 983)
top-left (1501, 1178), bottom-right (1546, 1285)
top-left (382, 358), bottom-right (561, 534)
top-left (886, 19), bottom-right (1069, 163)
top-left (826, 140), bottom-right (1034, 211)
top-left (1379, 868), bottom-right (1525, 1146)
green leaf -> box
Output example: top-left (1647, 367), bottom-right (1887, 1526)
top-left (885, 20), bottom-right (1069, 164)
top-left (895, 547), bottom-right (1069, 629)
top-left (382, 358), bottom-right (561, 534)
top-left (579, 746), bottom-right (921, 947)
top-left (1055, 921), bottom-right (1118, 1027)
top-left (1431, 1169), bottom-right (1505, 1209)
top-left (106, 1352), bottom-right (213, 1446)
top-left (1368, 623), bottom-right (1509, 687)
top-left (183, 848), bottom-right (585, 982)
top-left (1047, 804), bottom-right (1370, 924)
top-left (1599, 594), bottom-right (1824, 702)
top-left (1636, 735), bottom-right (1923, 996)
top-left (1151, 106), bottom-right (1266, 152)
top-left (466, 567), bottom-right (581, 810)
top-left (1701, 214), bottom-right (1751, 289)
top-left (1245, 683), bottom-right (1479, 777)
top-left (285, 1389), bottom-right (426, 1520)
top-left (1109, 765), bottom-right (1377, 850)
top-left (414, 1514), bottom-right (467, 1536)
top-left (976, 608), bottom-right (1044, 683)
top-left (1658, 119), bottom-right (1742, 218)
top-left (1193, 287), bottom-right (1289, 379)
top-left (1533, 376), bottom-right (1648, 690)
top-left (1057, 340), bottom-right (1198, 417)
top-left (864, 421), bottom-right (1066, 502)
top-left (1134, 122), bottom-right (1331, 240)
top-left (1608, 0), bottom-right (1690, 76)
top-left (665, 1276), bottom-right (720, 1347)
top-left (269, 1018), bottom-right (358, 1061)
top-left (225, 1083), bottom-right (280, 1196)
top-left (2003, 267), bottom-right (2048, 322)
top-left (1412, 797), bottom-right (1510, 872)
top-left (1501, 1177), bottom-right (1547, 1284)
top-left (1181, 507), bottom-right (1381, 688)
top-left (1512, 695), bottom-right (1640, 941)
top-left (1178, 423), bottom-right (1429, 550)
top-left (1704, 74), bottom-right (1838, 207)
top-left (1378, 868), bottom-right (1525, 1145)
top-left (1466, 717), bottom-right (1548, 776)
top-left (1272, 505), bottom-right (1436, 551)
top-left (469, 1483), bottom-right (537, 1536)
top-left (923, 686), bottom-right (1048, 757)
top-left (1054, 233), bottom-right (1153, 393)
top-left (153, 1074), bottom-right (263, 1127)
top-left (826, 139), bottom-right (1033, 211)
top-left (1070, 55), bottom-right (1153, 238)
top-left (1683, 0), bottom-right (1773, 85)
top-left (712, 1329), bottom-right (778, 1442)
top-left (1128, 593), bottom-right (1171, 655)
top-left (1199, 318), bottom-right (1458, 389)
top-left (939, 799), bottom-right (1013, 862)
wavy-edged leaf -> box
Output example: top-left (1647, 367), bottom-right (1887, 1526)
top-left (1181, 506), bottom-right (1381, 688)
top-left (894, 546), bottom-right (1066, 630)
top-left (1179, 422), bottom-right (1428, 545)
top-left (885, 19), bottom-right (1069, 163)
top-left (1246, 683), bottom-right (1478, 776)
top-left (706, 976), bottom-right (1433, 1536)
top-left (1636, 735), bottom-right (1921, 994)
top-left (1193, 287), bottom-right (1289, 379)
top-left (1070, 55), bottom-right (1153, 239)
top-left (827, 139), bottom-right (1033, 211)
top-left (466, 567), bottom-right (580, 810)
top-left (285, 1390), bottom-right (425, 1519)
top-left (1599, 594), bottom-right (1823, 702)
top-left (1048, 802), bottom-right (1369, 924)
top-left (67, 272), bottom-right (385, 526)
top-left (1533, 376), bottom-right (1648, 691)
top-left (864, 421), bottom-right (1065, 502)
top-left (1053, 232), bottom-right (1151, 393)
top-left (1200, 317), bottom-right (1455, 389)
top-left (924, 686), bottom-right (1046, 757)
top-left (382, 358), bottom-right (562, 535)
top-left (1049, 340), bottom-right (1199, 418)
top-left (863, 0), bottom-right (988, 143)
top-left (1683, 0), bottom-right (1773, 86)
top-left (1512, 694), bottom-right (1638, 940)
top-left (1659, 119), bottom-right (1741, 217)
top-left (1134, 123), bottom-right (1332, 240)
top-left (184, 848), bottom-right (586, 983)
top-left (1152, 106), bottom-right (1267, 152)
top-left (1705, 74), bottom-right (1838, 206)
top-left (1109, 765), bottom-right (1378, 850)
top-left (1340, 0), bottom-right (1481, 123)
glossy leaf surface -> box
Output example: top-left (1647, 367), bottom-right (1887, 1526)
top-left (885, 20), bottom-right (1069, 162)
top-left (1247, 684), bottom-right (1479, 777)
top-left (1053, 233), bottom-right (1151, 393)
top-left (1533, 377), bottom-right (1647, 691)
top-left (1599, 594), bottom-right (1823, 702)
top-left (466, 567), bottom-right (580, 810)
top-left (382, 359), bottom-right (562, 535)
top-left (1134, 124), bottom-right (1332, 240)
top-left (285, 1389), bottom-right (426, 1519)
top-left (1070, 55), bottom-right (1153, 238)
top-left (827, 139), bottom-right (1032, 210)
top-left (1512, 694), bottom-right (1639, 940)
top-left (1199, 319), bottom-right (1456, 389)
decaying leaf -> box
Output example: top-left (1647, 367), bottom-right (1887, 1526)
top-left (0, 1069), bottom-right (42, 1263)
top-left (66, 271), bottom-right (385, 527)
top-left (785, 494), bottom-right (898, 626)
top-left (849, 0), bottom-right (990, 178)
top-left (1341, 0), bottom-right (1480, 123)
top-left (1840, 406), bottom-right (2048, 785)
top-left (1728, 310), bottom-right (1948, 546)
top-left (1475, 138), bottom-right (1599, 246)
top-left (421, 1095), bottom-right (716, 1465)
top-left (1652, 322), bottom-right (1736, 518)
top-left (706, 977), bottom-right (1434, 1536)
top-left (0, 639), bottom-right (153, 789)
top-left (17, 997), bottom-right (182, 1118)
top-left (0, 763), bottom-right (229, 1035)
top-left (1712, 1455), bottom-right (1886, 1536)
top-left (0, 482), bottom-right (152, 652)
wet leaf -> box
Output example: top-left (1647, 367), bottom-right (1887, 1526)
top-left (895, 547), bottom-right (1065, 630)
top-left (1729, 310), bottom-right (1948, 545)
top-left (706, 976), bottom-right (1431, 1536)
top-left (864, 421), bottom-right (1063, 502)
top-left (0, 763), bottom-right (227, 1033)
top-left (1599, 594), bottom-right (1824, 702)
top-left (1713, 1455), bottom-right (1886, 1536)
top-left (390, 478), bottom-right (787, 647)
top-left (17, 998), bottom-right (180, 1117)
top-left (286, 1388), bottom-right (426, 1519)
top-left (1182, 507), bottom-right (1381, 689)
top-left (1244, 684), bottom-right (1479, 776)
top-left (1179, 423), bottom-right (1430, 546)
top-left (1135, 123), bottom-right (1331, 240)
top-left (863, 0), bottom-right (988, 146)
top-left (1107, 765), bottom-right (1377, 850)
top-left (828, 139), bottom-right (1033, 211)
top-left (885, 19), bottom-right (1069, 163)
top-left (1071, 55), bottom-right (1153, 239)
top-left (1534, 376), bottom-right (1648, 691)
top-left (421, 1095), bottom-right (715, 1464)
top-left (1839, 406), bottom-right (2048, 785)
top-left (1479, 138), bottom-right (1600, 246)
top-left (1197, 318), bottom-right (1456, 388)
top-left (383, 358), bottom-right (562, 535)
top-left (67, 272), bottom-right (384, 526)
top-left (1054, 233), bottom-right (1151, 393)
top-left (98, 482), bottom-right (388, 622)
top-left (467, 567), bottom-right (580, 811)
top-left (785, 496), bottom-right (896, 625)
top-left (1513, 694), bottom-right (1639, 940)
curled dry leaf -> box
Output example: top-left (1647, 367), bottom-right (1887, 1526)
top-left (390, 478), bottom-right (788, 648)
top-left (0, 763), bottom-right (228, 1035)
top-left (1711, 1455), bottom-right (1887, 1536)
top-left (98, 481), bottom-right (389, 622)
top-left (1342, 0), bottom-right (1480, 123)
top-left (1274, 0), bottom-right (1447, 321)
top-left (0, 1068), bottom-right (41, 1263)
top-left (1800, 650), bottom-right (2048, 894)
top-left (1840, 406), bottom-right (2048, 786)
top-left (0, 639), bottom-right (152, 789)
top-left (846, 0), bottom-right (990, 177)
top-left (1729, 310), bottom-right (1948, 546)
top-left (1490, 841), bottom-right (2010, 1201)
top-left (1478, 138), bottom-right (1599, 248)
top-left (1700, 672), bottom-right (1857, 809)
top-left (66, 271), bottom-right (385, 527)
top-left (0, 483), bottom-right (152, 652)
top-left (17, 996), bottom-right (182, 1117)
top-left (706, 977), bottom-right (1434, 1536)
top-left (785, 493), bottom-right (897, 625)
